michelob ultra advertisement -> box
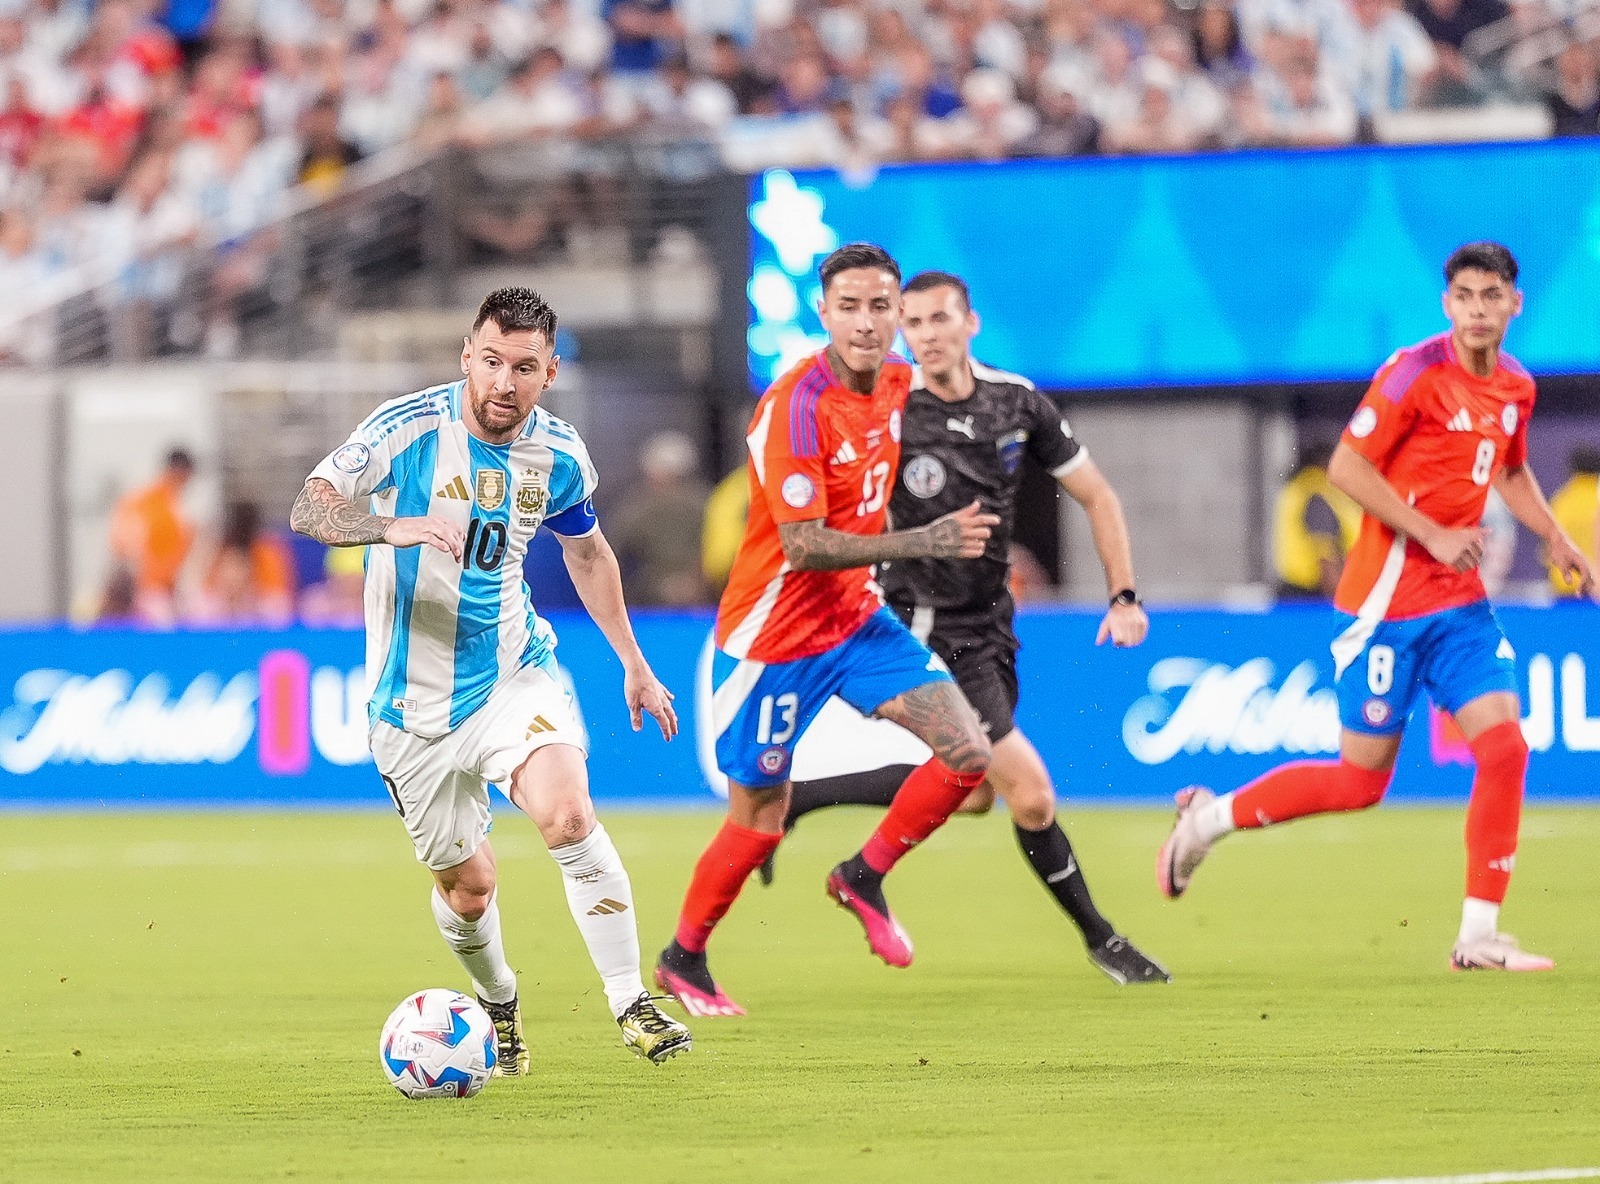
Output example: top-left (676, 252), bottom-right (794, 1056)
top-left (2, 606), bottom-right (1596, 807)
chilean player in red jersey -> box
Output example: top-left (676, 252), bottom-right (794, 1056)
top-left (654, 243), bottom-right (1000, 1017)
top-left (1158, 242), bottom-right (1595, 972)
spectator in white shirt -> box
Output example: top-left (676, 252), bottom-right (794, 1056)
top-left (99, 148), bottom-right (197, 271)
top-left (179, 107), bottom-right (297, 242)
top-left (1238, 0), bottom-right (1353, 58)
top-left (533, 0), bottom-right (611, 74)
top-left (1103, 57), bottom-right (1211, 152)
top-left (972, 0), bottom-right (1028, 80)
top-left (1088, 28), bottom-right (1144, 126)
top-left (1258, 34), bottom-right (1359, 141)
top-left (340, 40), bottom-right (425, 155)
top-left (639, 50), bottom-right (736, 132)
top-left (457, 47), bottom-right (587, 144)
top-left (1326, 0), bottom-right (1436, 116)
top-left (0, 202), bottom-right (68, 322)
top-left (258, 39), bottom-right (320, 138)
top-left (943, 65), bottom-right (1038, 159)
top-left (1147, 23), bottom-right (1229, 140)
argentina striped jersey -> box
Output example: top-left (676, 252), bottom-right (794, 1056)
top-left (308, 380), bottom-right (599, 739)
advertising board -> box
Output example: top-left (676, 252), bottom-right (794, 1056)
top-left (4, 604), bottom-right (1596, 808)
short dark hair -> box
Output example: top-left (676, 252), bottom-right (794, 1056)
top-left (1445, 242), bottom-right (1518, 285)
top-left (165, 447), bottom-right (195, 473)
top-left (1571, 444), bottom-right (1600, 476)
top-left (819, 242), bottom-right (900, 293)
top-left (473, 286), bottom-right (558, 342)
top-left (902, 270), bottom-right (970, 310)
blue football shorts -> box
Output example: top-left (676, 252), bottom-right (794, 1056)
top-left (712, 606), bottom-right (952, 787)
top-left (1331, 599), bottom-right (1518, 735)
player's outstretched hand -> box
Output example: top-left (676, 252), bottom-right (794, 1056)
top-left (384, 515), bottom-right (466, 560)
top-left (1096, 601), bottom-right (1149, 647)
top-left (926, 500), bottom-right (1001, 560)
top-left (1549, 531), bottom-right (1597, 599)
top-left (625, 663), bottom-right (678, 740)
top-left (1423, 525), bottom-right (1487, 573)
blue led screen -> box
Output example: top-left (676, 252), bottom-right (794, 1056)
top-left (745, 141), bottom-right (1600, 390)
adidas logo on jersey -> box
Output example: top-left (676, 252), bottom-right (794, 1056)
top-left (831, 440), bottom-right (859, 466)
top-left (1444, 408), bottom-right (1473, 432)
top-left (436, 475), bottom-right (470, 500)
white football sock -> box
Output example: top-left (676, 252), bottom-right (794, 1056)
top-left (549, 823), bottom-right (647, 1018)
top-left (1458, 896), bottom-right (1500, 945)
top-left (430, 888), bottom-right (518, 1005)
top-left (1194, 791), bottom-right (1238, 844)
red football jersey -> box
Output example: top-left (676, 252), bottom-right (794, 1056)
top-left (716, 350), bottom-right (912, 664)
top-left (1334, 332), bottom-right (1536, 621)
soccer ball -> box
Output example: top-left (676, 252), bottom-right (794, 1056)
top-left (378, 988), bottom-right (498, 1099)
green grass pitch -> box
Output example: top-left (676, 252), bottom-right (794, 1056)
top-left (5, 805), bottom-right (1600, 1183)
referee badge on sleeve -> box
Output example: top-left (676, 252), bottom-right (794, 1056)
top-left (904, 455), bottom-right (946, 499)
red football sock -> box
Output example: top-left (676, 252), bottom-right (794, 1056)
top-left (673, 819), bottom-right (782, 954)
top-left (1464, 720), bottom-right (1528, 904)
top-left (1230, 759), bottom-right (1392, 829)
top-left (860, 759), bottom-right (985, 874)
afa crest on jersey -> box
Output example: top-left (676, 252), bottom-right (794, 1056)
top-left (515, 468), bottom-right (548, 527)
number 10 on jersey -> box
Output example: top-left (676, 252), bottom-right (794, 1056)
top-left (463, 519), bottom-right (508, 571)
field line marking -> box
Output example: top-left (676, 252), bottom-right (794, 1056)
top-left (1318, 1170), bottom-right (1600, 1184)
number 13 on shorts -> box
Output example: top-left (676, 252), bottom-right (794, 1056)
top-left (756, 693), bottom-right (799, 744)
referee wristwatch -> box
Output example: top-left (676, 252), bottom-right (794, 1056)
top-left (1110, 588), bottom-right (1141, 608)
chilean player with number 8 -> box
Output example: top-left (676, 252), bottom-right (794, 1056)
top-left (1158, 243), bottom-right (1596, 972)
top-left (655, 243), bottom-right (1001, 1017)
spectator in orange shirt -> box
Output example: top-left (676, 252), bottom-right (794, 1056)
top-left (190, 500), bottom-right (297, 627)
top-left (108, 446), bottom-right (197, 624)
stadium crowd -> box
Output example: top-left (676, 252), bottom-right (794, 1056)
top-left (0, 0), bottom-right (1596, 326)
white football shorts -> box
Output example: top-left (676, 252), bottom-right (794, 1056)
top-left (370, 659), bottom-right (588, 871)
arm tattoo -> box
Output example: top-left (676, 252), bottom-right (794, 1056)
top-left (874, 681), bottom-right (990, 776)
top-left (290, 478), bottom-right (391, 546)
top-left (779, 518), bottom-right (964, 571)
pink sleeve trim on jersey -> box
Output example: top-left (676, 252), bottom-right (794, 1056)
top-left (788, 368), bottom-right (828, 459)
top-left (1378, 336), bottom-right (1448, 403)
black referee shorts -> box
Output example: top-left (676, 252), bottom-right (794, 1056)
top-left (891, 604), bottom-right (1020, 743)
